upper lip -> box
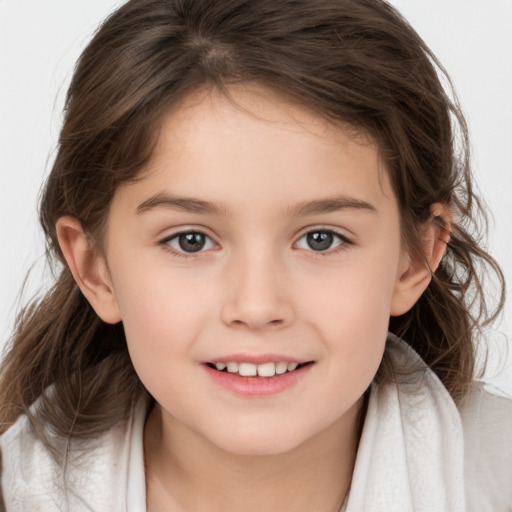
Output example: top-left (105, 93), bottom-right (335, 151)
top-left (205, 353), bottom-right (312, 364)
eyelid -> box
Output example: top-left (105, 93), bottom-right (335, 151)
top-left (158, 224), bottom-right (218, 243)
top-left (294, 225), bottom-right (353, 241)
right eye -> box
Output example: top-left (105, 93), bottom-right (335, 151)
top-left (163, 231), bottom-right (216, 254)
top-left (295, 229), bottom-right (350, 253)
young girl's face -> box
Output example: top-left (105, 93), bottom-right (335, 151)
top-left (97, 86), bottom-right (419, 456)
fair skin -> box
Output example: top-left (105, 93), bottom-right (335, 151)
top-left (57, 86), bottom-right (448, 511)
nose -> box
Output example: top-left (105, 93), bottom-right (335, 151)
top-left (220, 250), bottom-right (294, 331)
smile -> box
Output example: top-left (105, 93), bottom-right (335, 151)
top-left (207, 361), bottom-right (313, 378)
top-left (203, 358), bottom-right (315, 396)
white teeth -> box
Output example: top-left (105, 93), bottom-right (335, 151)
top-left (226, 362), bottom-right (239, 373)
top-left (215, 360), bottom-right (305, 376)
top-left (239, 363), bottom-right (257, 376)
top-left (275, 362), bottom-right (288, 375)
top-left (257, 362), bottom-right (276, 377)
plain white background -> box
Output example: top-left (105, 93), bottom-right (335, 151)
top-left (1, 0), bottom-right (511, 393)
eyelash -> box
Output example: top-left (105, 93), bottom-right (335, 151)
top-left (159, 228), bottom-right (353, 259)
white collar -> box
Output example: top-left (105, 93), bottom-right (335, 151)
top-left (345, 335), bottom-right (465, 511)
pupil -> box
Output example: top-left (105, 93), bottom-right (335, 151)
top-left (178, 233), bottom-right (205, 252)
top-left (307, 231), bottom-right (333, 251)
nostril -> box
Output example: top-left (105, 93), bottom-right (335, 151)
top-left (227, 318), bottom-right (285, 329)
top-left (221, 295), bottom-right (293, 330)
top-left (230, 319), bottom-right (247, 329)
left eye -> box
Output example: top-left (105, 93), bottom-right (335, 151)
top-left (165, 232), bottom-right (215, 253)
top-left (295, 230), bottom-right (347, 252)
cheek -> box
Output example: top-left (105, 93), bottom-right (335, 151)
top-left (114, 277), bottom-right (212, 411)
top-left (109, 260), bottom-right (214, 370)
top-left (296, 247), bottom-right (400, 379)
top-left (299, 250), bottom-right (399, 330)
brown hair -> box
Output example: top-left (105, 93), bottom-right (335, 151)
top-left (0, 0), bottom-right (505, 441)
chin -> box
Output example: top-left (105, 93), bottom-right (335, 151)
top-left (206, 422), bottom-right (312, 457)
top-left (217, 437), bottom-right (303, 457)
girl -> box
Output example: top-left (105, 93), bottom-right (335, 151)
top-left (0, 0), bottom-right (510, 510)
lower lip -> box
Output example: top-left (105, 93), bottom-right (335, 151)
top-left (203, 364), bottom-right (313, 396)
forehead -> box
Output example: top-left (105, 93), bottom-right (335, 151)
top-left (112, 85), bottom-right (396, 219)
top-left (155, 85), bottom-right (376, 162)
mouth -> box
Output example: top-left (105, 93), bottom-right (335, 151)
top-left (205, 360), bottom-right (315, 378)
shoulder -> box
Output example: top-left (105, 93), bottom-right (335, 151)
top-left (1, 413), bottom-right (68, 511)
top-left (459, 383), bottom-right (512, 512)
top-left (384, 336), bottom-right (512, 511)
top-left (0, 396), bottom-right (148, 512)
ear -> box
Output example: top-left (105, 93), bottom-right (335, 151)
top-left (56, 216), bottom-right (122, 324)
top-left (390, 203), bottom-right (452, 316)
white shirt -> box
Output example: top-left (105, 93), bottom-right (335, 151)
top-left (1, 337), bottom-right (512, 511)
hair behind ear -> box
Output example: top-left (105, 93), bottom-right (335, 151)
top-left (388, 220), bottom-right (505, 403)
top-left (0, 268), bottom-right (143, 444)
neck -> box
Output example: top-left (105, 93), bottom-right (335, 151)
top-left (144, 398), bottom-right (364, 512)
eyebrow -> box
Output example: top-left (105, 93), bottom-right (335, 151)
top-left (136, 193), bottom-right (377, 217)
top-left (136, 194), bottom-right (225, 215)
top-left (287, 197), bottom-right (377, 216)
